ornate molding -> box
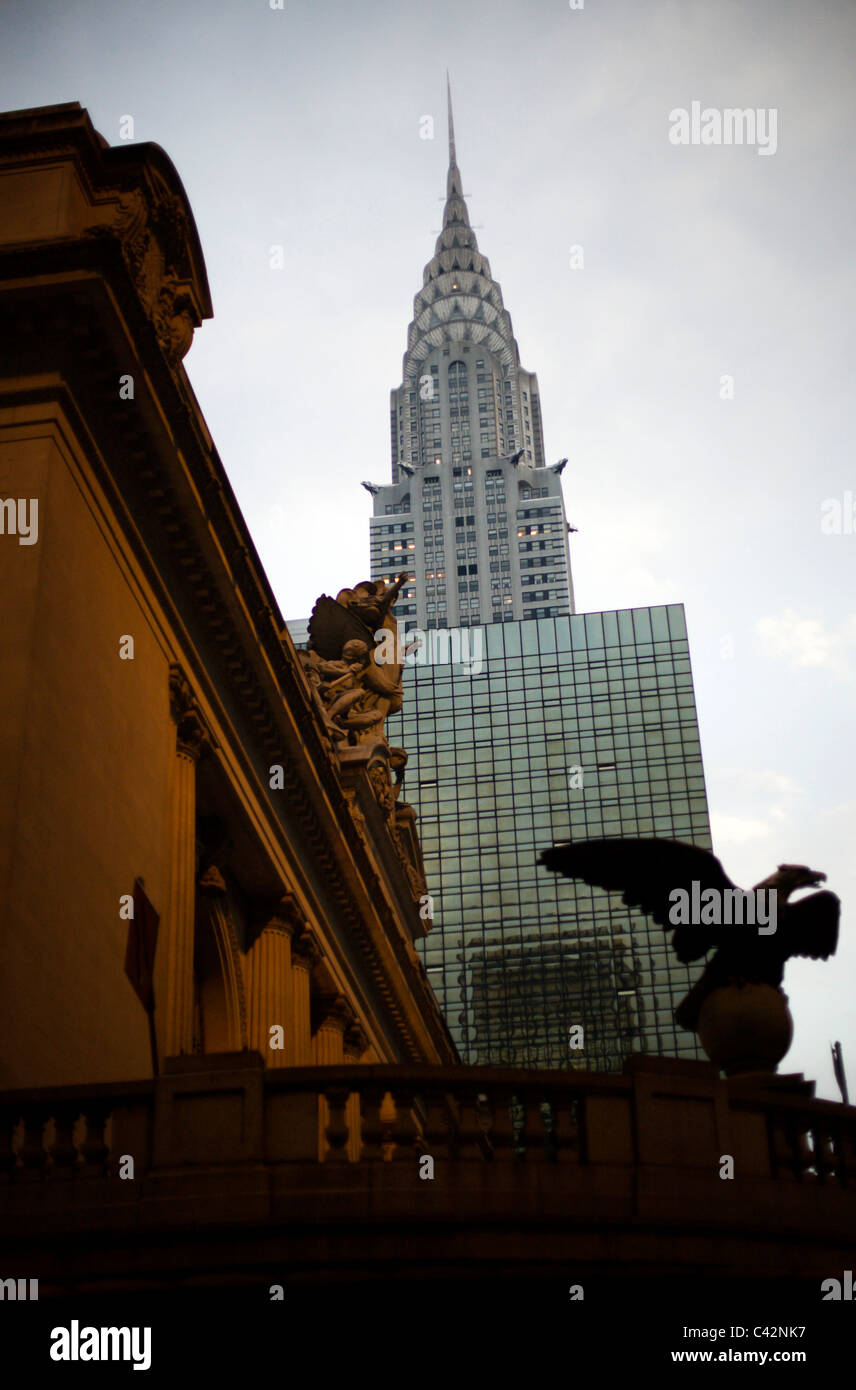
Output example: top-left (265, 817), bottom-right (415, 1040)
top-left (198, 864), bottom-right (227, 897)
top-left (84, 182), bottom-right (204, 368)
top-left (344, 1020), bottom-right (369, 1060)
top-left (291, 928), bottom-right (323, 973)
top-left (168, 663), bottom-right (216, 762)
top-left (389, 818), bottom-right (427, 902)
top-left (367, 755), bottom-right (395, 819)
top-left (272, 891), bottom-right (308, 937)
top-left (341, 787), bottom-right (368, 838)
top-left (316, 994), bottom-right (355, 1034)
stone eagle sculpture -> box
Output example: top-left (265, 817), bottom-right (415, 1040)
top-left (540, 838), bottom-right (839, 1033)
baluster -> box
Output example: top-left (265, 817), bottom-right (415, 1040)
top-left (769, 1115), bottom-right (799, 1181)
top-left (79, 1103), bottom-right (109, 1174)
top-left (486, 1085), bottom-right (514, 1164)
top-left (795, 1125), bottom-right (815, 1181)
top-left (547, 1091), bottom-right (582, 1164)
top-left (49, 1104), bottom-right (80, 1176)
top-left (418, 1087), bottom-right (454, 1163)
top-left (518, 1092), bottom-right (550, 1163)
top-left (18, 1108), bottom-right (48, 1177)
top-left (840, 1126), bottom-right (856, 1187)
top-left (323, 1087), bottom-right (350, 1164)
top-left (390, 1087), bottom-right (418, 1162)
top-left (814, 1126), bottom-right (837, 1184)
top-left (360, 1085), bottom-right (385, 1163)
top-left (0, 1107), bottom-right (21, 1178)
top-left (454, 1088), bottom-right (485, 1162)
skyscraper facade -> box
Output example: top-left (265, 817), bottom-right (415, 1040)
top-left (390, 606), bottom-right (711, 1071)
top-left (369, 81), bottom-right (574, 630)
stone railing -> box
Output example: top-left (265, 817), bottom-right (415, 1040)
top-left (0, 1078), bottom-right (152, 1179)
top-left (2, 1052), bottom-right (856, 1295)
top-left (2, 1053), bottom-right (855, 1183)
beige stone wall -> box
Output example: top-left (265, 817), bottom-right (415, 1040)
top-left (0, 400), bottom-right (455, 1085)
top-left (0, 163), bottom-right (90, 247)
top-left (0, 407), bottom-right (171, 1087)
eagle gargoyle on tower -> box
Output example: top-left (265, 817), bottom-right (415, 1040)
top-left (540, 838), bottom-right (840, 1040)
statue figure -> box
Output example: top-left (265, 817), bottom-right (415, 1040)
top-left (291, 573), bottom-right (432, 931)
top-left (296, 572), bottom-right (411, 747)
top-left (540, 837), bottom-right (840, 1077)
top-left (388, 746), bottom-right (408, 800)
top-left (335, 573), bottom-right (409, 634)
top-left (298, 638), bottom-right (376, 741)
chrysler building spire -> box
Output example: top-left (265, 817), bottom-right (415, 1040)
top-left (447, 70), bottom-right (456, 169)
top-left (439, 74), bottom-right (478, 259)
top-left (372, 81), bottom-right (576, 630)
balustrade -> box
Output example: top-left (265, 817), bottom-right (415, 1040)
top-left (0, 1062), bottom-right (854, 1187)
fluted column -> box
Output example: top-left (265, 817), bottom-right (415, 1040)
top-left (198, 865), bottom-right (247, 1051)
top-left (290, 929), bottom-right (322, 1066)
top-left (313, 995), bottom-right (353, 1066)
top-left (248, 894), bottom-right (303, 1067)
top-left (163, 665), bottom-right (214, 1058)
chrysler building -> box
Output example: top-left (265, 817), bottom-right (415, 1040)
top-left (369, 80), bottom-right (575, 631)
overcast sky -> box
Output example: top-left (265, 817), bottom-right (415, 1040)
top-left (4, 0), bottom-right (854, 1098)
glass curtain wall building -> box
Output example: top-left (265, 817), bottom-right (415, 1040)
top-left (388, 605), bottom-right (712, 1071)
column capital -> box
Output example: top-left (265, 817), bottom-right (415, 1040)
top-left (267, 891), bottom-right (307, 938)
top-left (316, 994), bottom-right (355, 1034)
top-left (198, 864), bottom-right (228, 897)
top-left (169, 663), bottom-right (216, 761)
top-left (291, 928), bottom-right (323, 972)
top-left (344, 1020), bottom-right (369, 1060)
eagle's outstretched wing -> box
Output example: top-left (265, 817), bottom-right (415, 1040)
top-left (307, 595), bottom-right (375, 659)
top-left (539, 837), bottom-right (737, 962)
top-left (777, 889), bottom-right (840, 962)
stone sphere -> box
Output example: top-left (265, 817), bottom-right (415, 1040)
top-left (697, 982), bottom-right (793, 1077)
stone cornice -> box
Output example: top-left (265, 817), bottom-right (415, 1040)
top-left (0, 102), bottom-right (211, 372)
